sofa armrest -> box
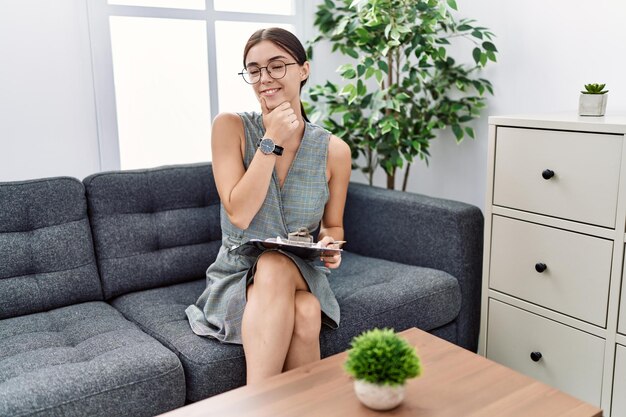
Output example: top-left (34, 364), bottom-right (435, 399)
top-left (343, 182), bottom-right (484, 351)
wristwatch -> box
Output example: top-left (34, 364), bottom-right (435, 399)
top-left (257, 138), bottom-right (284, 156)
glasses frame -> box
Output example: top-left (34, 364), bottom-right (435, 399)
top-left (238, 60), bottom-right (298, 85)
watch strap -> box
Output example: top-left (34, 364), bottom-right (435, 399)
top-left (272, 144), bottom-right (284, 156)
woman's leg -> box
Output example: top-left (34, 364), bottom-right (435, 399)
top-left (283, 290), bottom-right (322, 371)
top-left (241, 251), bottom-right (309, 384)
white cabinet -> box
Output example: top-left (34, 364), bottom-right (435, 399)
top-left (618, 258), bottom-right (626, 336)
top-left (487, 299), bottom-right (605, 406)
top-left (480, 114), bottom-right (626, 415)
top-left (489, 215), bottom-right (612, 326)
top-left (493, 127), bottom-right (621, 228)
top-left (613, 345), bottom-right (626, 417)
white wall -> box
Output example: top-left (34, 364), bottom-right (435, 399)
top-left (2, 0), bottom-right (625, 211)
top-left (309, 0), bottom-right (626, 210)
top-left (0, 0), bottom-right (100, 182)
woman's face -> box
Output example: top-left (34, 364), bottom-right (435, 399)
top-left (244, 40), bottom-right (309, 112)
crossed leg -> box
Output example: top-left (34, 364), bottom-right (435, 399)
top-left (242, 251), bottom-right (322, 384)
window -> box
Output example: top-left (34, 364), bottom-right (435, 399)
top-left (88, 0), bottom-right (302, 170)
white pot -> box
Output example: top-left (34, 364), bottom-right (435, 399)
top-left (353, 379), bottom-right (405, 411)
top-left (579, 93), bottom-right (608, 116)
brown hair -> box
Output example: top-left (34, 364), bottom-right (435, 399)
top-left (243, 27), bottom-right (310, 122)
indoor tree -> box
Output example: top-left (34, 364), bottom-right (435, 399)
top-left (306, 0), bottom-right (498, 190)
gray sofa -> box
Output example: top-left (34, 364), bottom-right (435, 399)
top-left (0, 162), bottom-right (483, 417)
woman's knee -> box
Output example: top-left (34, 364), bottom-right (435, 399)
top-left (293, 292), bottom-right (322, 339)
top-left (253, 252), bottom-right (307, 291)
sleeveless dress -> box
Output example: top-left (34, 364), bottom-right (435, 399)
top-left (185, 112), bottom-right (340, 344)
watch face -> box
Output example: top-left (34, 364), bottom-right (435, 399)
top-left (259, 138), bottom-right (275, 155)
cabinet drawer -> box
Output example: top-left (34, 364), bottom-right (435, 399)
top-left (617, 255), bottom-right (626, 336)
top-left (490, 215), bottom-right (612, 326)
top-left (613, 344), bottom-right (626, 417)
top-left (493, 127), bottom-right (621, 228)
top-left (486, 299), bottom-right (605, 407)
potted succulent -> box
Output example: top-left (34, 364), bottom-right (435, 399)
top-left (579, 83), bottom-right (609, 116)
top-left (344, 328), bottom-right (422, 410)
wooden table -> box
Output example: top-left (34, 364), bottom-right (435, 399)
top-left (159, 328), bottom-right (603, 417)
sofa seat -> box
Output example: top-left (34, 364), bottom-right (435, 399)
top-left (322, 251), bottom-right (461, 355)
top-left (0, 302), bottom-right (185, 417)
top-left (110, 280), bottom-right (243, 402)
top-left (110, 250), bottom-right (461, 402)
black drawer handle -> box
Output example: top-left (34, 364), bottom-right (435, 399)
top-left (542, 169), bottom-right (555, 180)
top-left (535, 263), bottom-right (547, 273)
top-left (530, 351), bottom-right (543, 362)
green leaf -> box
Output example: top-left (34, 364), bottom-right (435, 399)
top-left (378, 61), bottom-right (389, 73)
top-left (396, 92), bottom-right (410, 101)
top-left (346, 48), bottom-right (360, 59)
top-left (333, 17), bottom-right (350, 36)
top-left (465, 127), bottom-right (475, 139)
top-left (381, 120), bottom-right (392, 134)
top-left (396, 24), bottom-right (411, 34)
top-left (472, 47), bottom-right (481, 64)
top-left (357, 64), bottom-right (365, 77)
top-left (338, 64), bottom-right (357, 79)
top-left (349, 0), bottom-right (362, 9)
top-left (447, 0), bottom-right (458, 10)
top-left (482, 41), bottom-right (497, 52)
top-left (480, 52), bottom-right (487, 67)
top-left (340, 83), bottom-right (355, 96)
top-left (357, 79), bottom-right (366, 96)
top-left (451, 124), bottom-right (463, 140)
top-left (471, 30), bottom-right (483, 39)
top-left (457, 24), bottom-right (472, 31)
top-left (375, 69), bottom-right (384, 84)
top-left (385, 24), bottom-right (392, 39)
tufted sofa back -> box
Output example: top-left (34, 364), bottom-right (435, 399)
top-left (0, 177), bottom-right (103, 319)
top-left (83, 163), bottom-right (222, 299)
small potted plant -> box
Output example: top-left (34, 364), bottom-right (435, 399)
top-left (579, 83), bottom-right (609, 116)
top-left (344, 328), bottom-right (422, 410)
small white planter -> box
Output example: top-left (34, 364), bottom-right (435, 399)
top-left (579, 93), bottom-right (608, 116)
top-left (354, 379), bottom-right (405, 410)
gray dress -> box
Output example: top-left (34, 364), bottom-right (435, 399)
top-left (185, 112), bottom-right (340, 344)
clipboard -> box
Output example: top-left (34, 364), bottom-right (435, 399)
top-left (229, 238), bottom-right (343, 260)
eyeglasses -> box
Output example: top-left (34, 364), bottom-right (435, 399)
top-left (238, 60), bottom-right (297, 84)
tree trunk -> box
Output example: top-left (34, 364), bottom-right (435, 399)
top-left (402, 163), bottom-right (411, 192)
top-left (386, 169), bottom-right (395, 190)
top-left (367, 147), bottom-right (374, 186)
top-left (385, 51), bottom-right (395, 191)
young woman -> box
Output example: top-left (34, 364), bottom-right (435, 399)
top-left (185, 27), bottom-right (351, 384)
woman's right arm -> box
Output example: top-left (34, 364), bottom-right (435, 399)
top-left (211, 112), bottom-right (276, 230)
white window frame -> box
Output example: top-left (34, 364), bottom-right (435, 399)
top-left (87, 0), bottom-right (308, 171)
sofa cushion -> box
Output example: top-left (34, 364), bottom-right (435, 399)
top-left (0, 178), bottom-right (102, 320)
top-left (110, 251), bottom-right (461, 402)
top-left (109, 280), bottom-right (243, 402)
top-left (322, 251), bottom-right (462, 354)
top-left (0, 302), bottom-right (185, 417)
top-left (83, 163), bottom-right (222, 299)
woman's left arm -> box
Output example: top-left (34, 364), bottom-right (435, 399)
top-left (318, 135), bottom-right (352, 269)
